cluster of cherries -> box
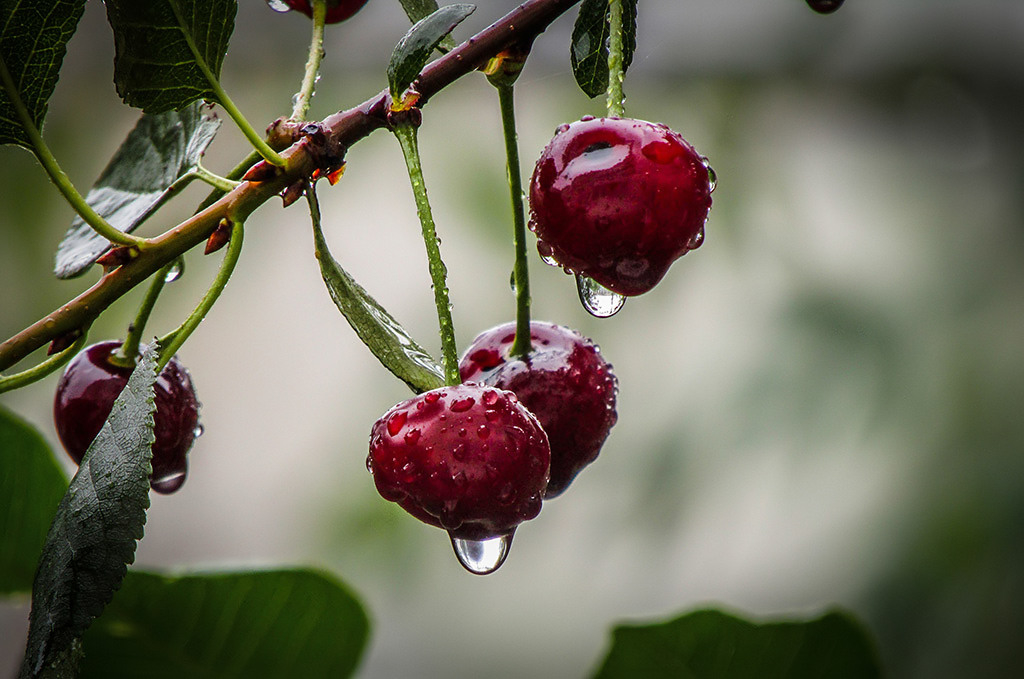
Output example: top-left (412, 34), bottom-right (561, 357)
top-left (51, 0), bottom-right (734, 574)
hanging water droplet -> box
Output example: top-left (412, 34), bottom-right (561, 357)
top-left (193, 423), bottom-right (204, 438)
top-left (265, 0), bottom-right (292, 12)
top-left (700, 156), bottom-right (717, 193)
top-left (151, 468), bottom-right (187, 494)
top-left (449, 532), bottom-right (513, 575)
top-left (576, 274), bottom-right (625, 318)
top-left (686, 226), bottom-right (705, 251)
top-left (164, 258), bottom-right (184, 283)
top-left (291, 92), bottom-right (301, 107)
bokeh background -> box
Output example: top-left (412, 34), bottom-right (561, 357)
top-left (3, 0), bottom-right (1024, 676)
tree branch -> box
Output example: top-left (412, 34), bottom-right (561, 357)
top-left (0, 0), bottom-right (580, 372)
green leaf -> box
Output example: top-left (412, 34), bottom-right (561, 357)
top-left (54, 102), bottom-right (221, 279)
top-left (80, 569), bottom-right (371, 678)
top-left (0, 0), bottom-right (86, 148)
top-left (592, 608), bottom-right (883, 679)
top-left (0, 406), bottom-right (69, 595)
top-left (104, 0), bottom-right (237, 113)
top-left (387, 4), bottom-right (475, 101)
top-left (396, 0), bottom-right (456, 51)
top-left (570, 0), bottom-right (637, 99)
top-left (19, 345), bottom-right (159, 679)
top-left (312, 215), bottom-right (445, 393)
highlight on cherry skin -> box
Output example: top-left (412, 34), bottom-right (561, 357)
top-left (459, 321), bottom-right (618, 499)
top-left (529, 116), bottom-right (715, 301)
top-left (53, 341), bottom-right (201, 495)
top-left (266, 0), bottom-right (370, 24)
top-left (366, 383), bottom-right (551, 574)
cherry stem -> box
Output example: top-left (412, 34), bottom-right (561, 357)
top-left (291, 0), bottom-right (328, 121)
top-left (156, 221), bottom-right (244, 371)
top-left (495, 83), bottom-right (533, 359)
top-left (192, 161), bottom-right (240, 193)
top-left (111, 260), bottom-right (177, 368)
top-left (167, 0), bottom-right (285, 166)
top-left (0, 56), bottom-right (147, 249)
top-left (606, 0), bottom-right (626, 117)
top-left (392, 122), bottom-right (461, 386)
top-left (0, 331), bottom-right (88, 395)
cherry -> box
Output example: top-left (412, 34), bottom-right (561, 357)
top-left (806, 0), bottom-right (844, 14)
top-left (366, 383), bottom-right (550, 541)
top-left (53, 341), bottom-right (200, 495)
top-left (529, 116), bottom-right (713, 297)
top-left (276, 0), bottom-right (369, 24)
top-left (460, 322), bottom-right (617, 498)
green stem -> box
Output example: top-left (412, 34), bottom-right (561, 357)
top-left (168, 0), bottom-right (285, 166)
top-left (111, 260), bottom-right (176, 367)
top-left (0, 57), bottom-right (146, 248)
top-left (195, 150), bottom-right (262, 213)
top-left (0, 331), bottom-right (88, 395)
top-left (392, 123), bottom-right (460, 386)
top-left (291, 0), bottom-right (328, 121)
top-left (496, 83), bottom-right (533, 358)
top-left (192, 162), bottom-right (240, 192)
top-left (606, 0), bottom-right (626, 117)
top-left (156, 221), bottom-right (244, 370)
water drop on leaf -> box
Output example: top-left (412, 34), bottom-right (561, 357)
top-left (576, 274), bottom-right (625, 318)
top-left (449, 532), bottom-right (513, 575)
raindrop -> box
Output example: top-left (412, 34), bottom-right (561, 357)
top-left (265, 0), bottom-right (292, 12)
top-left (687, 226), bottom-right (705, 251)
top-left (449, 532), bottom-right (513, 575)
top-left (509, 269), bottom-right (517, 293)
top-left (701, 156), bottom-right (717, 193)
top-left (576, 274), bottom-right (625, 318)
top-left (164, 258), bottom-right (184, 283)
top-left (151, 469), bottom-right (187, 494)
top-left (193, 423), bottom-right (204, 438)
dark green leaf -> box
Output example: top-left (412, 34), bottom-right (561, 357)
top-left (0, 406), bottom-right (69, 595)
top-left (104, 0), bottom-right (237, 113)
top-left (54, 102), bottom-right (221, 279)
top-left (0, 0), bottom-right (86, 148)
top-left (19, 345), bottom-right (158, 679)
top-left (592, 608), bottom-right (883, 679)
top-left (312, 216), bottom-right (445, 393)
top-left (387, 4), bottom-right (475, 101)
top-left (396, 0), bottom-right (456, 51)
top-left (570, 0), bottom-right (637, 99)
top-left (80, 569), bottom-right (371, 678)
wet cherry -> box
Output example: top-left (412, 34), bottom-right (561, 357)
top-left (367, 383), bottom-right (550, 546)
top-left (53, 341), bottom-right (200, 494)
top-left (274, 0), bottom-right (370, 24)
top-left (529, 117), bottom-right (713, 296)
top-left (806, 0), bottom-right (844, 14)
top-left (460, 322), bottom-right (618, 498)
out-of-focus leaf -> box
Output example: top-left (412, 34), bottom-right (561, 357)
top-left (311, 209), bottom-right (444, 393)
top-left (387, 4), bottom-right (475, 101)
top-left (0, 0), bottom-right (86, 148)
top-left (54, 102), bottom-right (221, 279)
top-left (570, 0), bottom-right (636, 99)
top-left (0, 406), bottom-right (69, 595)
top-left (19, 346), bottom-right (158, 679)
top-left (80, 569), bottom-right (371, 678)
top-left (591, 608), bottom-right (882, 679)
top-left (104, 0), bottom-right (237, 113)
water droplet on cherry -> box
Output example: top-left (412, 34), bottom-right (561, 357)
top-left (193, 423), bottom-right (204, 438)
top-left (151, 468), bottom-right (187, 494)
top-left (449, 532), bottom-right (513, 575)
top-left (701, 156), bottom-right (717, 192)
top-left (265, 0), bottom-right (292, 11)
top-left (576, 274), bottom-right (625, 318)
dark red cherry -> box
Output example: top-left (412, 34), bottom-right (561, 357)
top-left (529, 117), bottom-right (713, 296)
top-left (460, 322), bottom-right (617, 498)
top-left (806, 0), bottom-right (844, 14)
top-left (273, 0), bottom-right (369, 24)
top-left (53, 341), bottom-right (200, 494)
top-left (366, 383), bottom-right (550, 541)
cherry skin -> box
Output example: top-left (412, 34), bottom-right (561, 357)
top-left (53, 341), bottom-right (200, 494)
top-left (460, 322), bottom-right (617, 498)
top-left (367, 383), bottom-right (550, 540)
top-left (280, 0), bottom-right (369, 24)
top-left (529, 116), bottom-right (713, 296)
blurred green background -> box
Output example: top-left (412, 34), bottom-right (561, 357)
top-left (3, 0), bottom-right (1024, 676)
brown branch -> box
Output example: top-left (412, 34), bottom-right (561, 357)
top-left (0, 0), bottom-right (580, 373)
